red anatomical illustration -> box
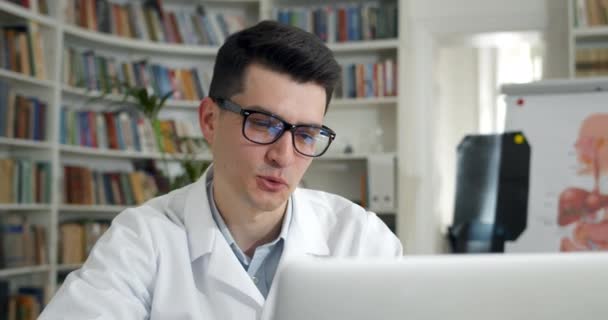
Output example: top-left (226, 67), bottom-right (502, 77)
top-left (558, 114), bottom-right (608, 251)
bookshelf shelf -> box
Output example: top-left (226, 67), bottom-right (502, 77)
top-left (327, 39), bottom-right (399, 52)
top-left (165, 100), bottom-right (201, 109)
top-left (0, 265), bottom-right (51, 278)
top-left (60, 145), bottom-right (212, 161)
top-left (572, 26), bottom-right (608, 38)
top-left (61, 86), bottom-right (200, 110)
top-left (320, 152), bottom-right (396, 161)
top-left (0, 204), bottom-right (51, 211)
top-left (203, 0), bottom-right (259, 3)
top-left (0, 1), bottom-right (56, 27)
top-left (331, 97), bottom-right (398, 108)
top-left (572, 26), bottom-right (608, 37)
top-left (569, 0), bottom-right (608, 77)
top-left (56, 264), bottom-right (83, 272)
top-left (59, 204), bottom-right (128, 213)
top-left (0, 68), bottom-right (55, 88)
top-left (0, 137), bottom-right (52, 149)
top-left (63, 24), bottom-right (220, 56)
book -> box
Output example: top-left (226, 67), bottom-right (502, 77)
top-left (60, 223), bottom-right (84, 264)
top-left (129, 172), bottom-right (146, 204)
top-left (27, 22), bottom-right (47, 80)
top-left (2, 214), bottom-right (25, 268)
top-left (0, 80), bottom-right (8, 137)
top-left (0, 159), bottom-right (14, 203)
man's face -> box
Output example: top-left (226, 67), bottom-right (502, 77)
top-left (203, 64), bottom-right (327, 213)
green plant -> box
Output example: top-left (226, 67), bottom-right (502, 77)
top-left (126, 86), bottom-right (210, 190)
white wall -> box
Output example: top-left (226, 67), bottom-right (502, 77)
top-left (408, 0), bottom-right (568, 79)
top-left (398, 0), bottom-right (570, 254)
top-left (544, 0), bottom-right (570, 79)
top-left (435, 45), bottom-right (481, 230)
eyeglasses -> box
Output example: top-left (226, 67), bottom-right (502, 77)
top-left (212, 97), bottom-right (336, 157)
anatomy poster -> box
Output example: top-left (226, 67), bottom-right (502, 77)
top-left (504, 90), bottom-right (608, 252)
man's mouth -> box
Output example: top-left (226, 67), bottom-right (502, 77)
top-left (256, 175), bottom-right (288, 192)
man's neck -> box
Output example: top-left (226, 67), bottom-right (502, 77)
top-left (212, 182), bottom-right (287, 257)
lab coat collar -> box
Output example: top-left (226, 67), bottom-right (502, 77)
top-left (184, 165), bottom-right (266, 305)
top-left (183, 164), bottom-right (330, 307)
top-left (283, 188), bottom-right (330, 259)
top-left (184, 164), bottom-right (330, 262)
top-left (183, 164), bottom-right (217, 261)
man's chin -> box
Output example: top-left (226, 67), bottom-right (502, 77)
top-left (250, 192), bottom-right (289, 212)
top-left (256, 198), bottom-right (287, 211)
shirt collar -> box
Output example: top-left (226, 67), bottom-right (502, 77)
top-left (206, 173), bottom-right (293, 252)
top-left (183, 164), bottom-right (328, 263)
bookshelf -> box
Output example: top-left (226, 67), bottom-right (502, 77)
top-left (569, 0), bottom-right (608, 77)
top-left (0, 265), bottom-right (51, 278)
top-left (61, 85), bottom-right (201, 109)
top-left (0, 0), bottom-right (404, 314)
top-left (0, 137), bottom-right (52, 149)
top-left (0, 68), bottom-right (55, 87)
top-left (58, 204), bottom-right (129, 213)
top-left (63, 24), bottom-right (220, 56)
top-left (327, 39), bottom-right (399, 52)
top-left (0, 204), bottom-right (51, 211)
top-left (59, 144), bottom-right (212, 161)
top-left (331, 96), bottom-right (398, 108)
top-left (55, 264), bottom-right (81, 272)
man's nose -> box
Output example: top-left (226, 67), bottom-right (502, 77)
top-left (266, 130), bottom-right (296, 168)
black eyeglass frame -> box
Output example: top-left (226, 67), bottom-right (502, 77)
top-left (211, 97), bottom-right (336, 157)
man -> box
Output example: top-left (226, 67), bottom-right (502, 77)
top-left (40, 21), bottom-right (402, 320)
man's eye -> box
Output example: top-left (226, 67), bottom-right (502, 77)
top-left (296, 132), bottom-right (316, 144)
top-left (250, 118), bottom-right (272, 127)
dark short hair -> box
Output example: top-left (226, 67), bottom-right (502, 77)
top-left (208, 20), bottom-right (341, 113)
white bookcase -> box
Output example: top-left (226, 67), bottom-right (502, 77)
top-left (0, 0), bottom-right (404, 301)
top-left (568, 0), bottom-right (608, 77)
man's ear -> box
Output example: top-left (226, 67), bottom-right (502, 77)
top-left (199, 97), bottom-right (218, 148)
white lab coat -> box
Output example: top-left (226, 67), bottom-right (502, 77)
top-left (40, 167), bottom-right (402, 320)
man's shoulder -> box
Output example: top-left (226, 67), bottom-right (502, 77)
top-left (293, 188), bottom-right (368, 222)
top-left (293, 188), bottom-right (402, 256)
top-left (113, 183), bottom-right (193, 232)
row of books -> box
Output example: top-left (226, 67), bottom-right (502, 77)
top-left (0, 158), bottom-right (51, 204)
top-left (60, 220), bottom-right (110, 265)
top-left (575, 47), bottom-right (608, 77)
top-left (63, 166), bottom-right (158, 206)
top-left (158, 118), bottom-right (206, 155)
top-left (336, 59), bottom-right (397, 99)
top-left (64, 0), bottom-right (246, 46)
top-left (0, 281), bottom-right (46, 320)
top-left (63, 47), bottom-right (207, 101)
top-left (60, 107), bottom-right (206, 155)
top-left (0, 214), bottom-right (47, 269)
top-left (0, 23), bottom-right (47, 80)
top-left (274, 2), bottom-right (398, 43)
top-left (61, 108), bottom-right (157, 153)
top-left (573, 0), bottom-right (608, 27)
top-left (3, 0), bottom-right (49, 15)
top-left (0, 81), bottom-right (47, 141)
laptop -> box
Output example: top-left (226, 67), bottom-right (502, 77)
top-left (271, 253), bottom-right (608, 320)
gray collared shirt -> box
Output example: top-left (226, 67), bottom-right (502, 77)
top-left (206, 180), bottom-right (292, 298)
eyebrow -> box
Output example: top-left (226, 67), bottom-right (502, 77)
top-left (245, 104), bottom-right (323, 127)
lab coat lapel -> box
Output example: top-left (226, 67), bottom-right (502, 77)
top-left (262, 189), bottom-right (330, 319)
top-left (282, 188), bottom-right (330, 260)
top-left (183, 166), bottom-right (216, 261)
top-left (207, 234), bottom-right (265, 307)
top-left (184, 165), bottom-right (265, 308)
top-left (185, 165), bottom-right (264, 308)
